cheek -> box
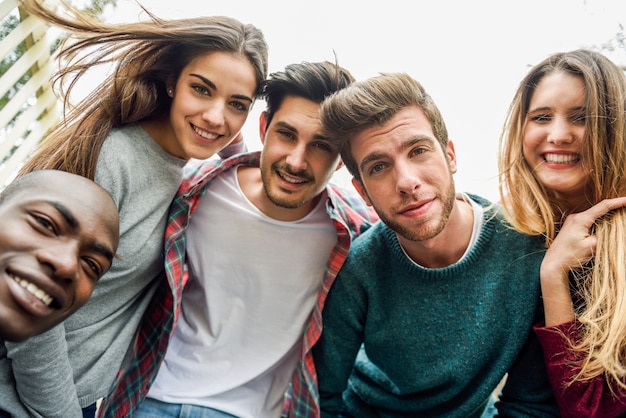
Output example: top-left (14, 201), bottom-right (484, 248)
top-left (226, 111), bottom-right (250, 133)
top-left (521, 127), bottom-right (540, 159)
top-left (72, 277), bottom-right (96, 309)
top-left (170, 91), bottom-right (198, 117)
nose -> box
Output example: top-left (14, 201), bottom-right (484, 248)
top-left (547, 116), bottom-right (575, 145)
top-left (37, 240), bottom-right (79, 283)
top-left (285, 143), bottom-right (308, 172)
top-left (395, 160), bottom-right (421, 195)
top-left (202, 101), bottom-right (225, 126)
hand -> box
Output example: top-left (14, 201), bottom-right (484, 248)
top-left (541, 197), bottom-right (626, 326)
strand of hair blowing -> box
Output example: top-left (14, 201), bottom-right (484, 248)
top-left (17, 0), bottom-right (161, 179)
top-left (573, 210), bottom-right (626, 392)
top-left (17, 0), bottom-right (268, 180)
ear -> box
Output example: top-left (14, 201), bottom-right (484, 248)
top-left (334, 159), bottom-right (344, 172)
top-left (166, 78), bottom-right (175, 97)
top-left (259, 111), bottom-right (269, 145)
top-left (352, 178), bottom-right (372, 206)
top-left (446, 140), bottom-right (458, 174)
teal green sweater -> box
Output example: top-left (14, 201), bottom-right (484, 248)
top-left (313, 195), bottom-right (559, 417)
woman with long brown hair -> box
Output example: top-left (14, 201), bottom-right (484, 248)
top-left (5, 1), bottom-right (268, 416)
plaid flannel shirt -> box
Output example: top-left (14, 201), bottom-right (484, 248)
top-left (99, 151), bottom-right (376, 418)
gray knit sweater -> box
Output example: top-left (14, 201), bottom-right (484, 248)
top-left (313, 195), bottom-right (559, 417)
top-left (3, 124), bottom-right (186, 417)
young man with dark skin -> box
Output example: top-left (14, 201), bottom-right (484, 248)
top-left (312, 73), bottom-right (558, 417)
top-left (0, 169), bottom-right (119, 416)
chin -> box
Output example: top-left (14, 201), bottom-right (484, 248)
top-left (0, 324), bottom-right (34, 342)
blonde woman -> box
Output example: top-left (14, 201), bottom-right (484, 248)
top-left (499, 49), bottom-right (626, 417)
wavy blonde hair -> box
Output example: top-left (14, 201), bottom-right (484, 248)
top-left (498, 49), bottom-right (626, 391)
top-left (17, 0), bottom-right (268, 179)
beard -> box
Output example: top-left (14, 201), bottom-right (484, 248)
top-left (261, 162), bottom-right (316, 209)
top-left (373, 173), bottom-right (456, 242)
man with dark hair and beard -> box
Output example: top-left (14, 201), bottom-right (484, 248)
top-left (101, 61), bottom-right (377, 418)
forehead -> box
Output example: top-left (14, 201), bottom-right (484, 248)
top-left (531, 72), bottom-right (586, 107)
top-left (182, 50), bottom-right (257, 95)
top-left (8, 183), bottom-right (117, 240)
top-left (350, 106), bottom-right (436, 157)
top-left (271, 96), bottom-right (322, 131)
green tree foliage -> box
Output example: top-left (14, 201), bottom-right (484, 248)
top-left (595, 23), bottom-right (626, 71)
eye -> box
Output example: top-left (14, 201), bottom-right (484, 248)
top-left (410, 147), bottom-right (427, 157)
top-left (192, 84), bottom-right (210, 96)
top-left (529, 113), bottom-right (551, 123)
top-left (229, 100), bottom-right (250, 112)
top-left (277, 129), bottom-right (296, 140)
top-left (368, 163), bottom-right (387, 176)
top-left (312, 142), bottom-right (334, 153)
top-left (81, 257), bottom-right (104, 280)
top-left (32, 214), bottom-right (57, 235)
top-left (570, 113), bottom-right (586, 125)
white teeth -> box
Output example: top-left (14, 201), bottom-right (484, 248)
top-left (279, 172), bottom-right (305, 184)
top-left (10, 274), bottom-right (53, 306)
top-left (544, 153), bottom-right (579, 164)
top-left (192, 126), bottom-right (218, 140)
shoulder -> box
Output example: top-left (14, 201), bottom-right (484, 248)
top-left (98, 124), bottom-right (167, 168)
top-left (182, 151), bottom-right (261, 195)
top-left (101, 124), bottom-right (145, 148)
top-left (327, 183), bottom-right (378, 225)
top-left (345, 222), bottom-right (391, 263)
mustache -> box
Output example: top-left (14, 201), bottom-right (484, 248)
top-left (272, 163), bottom-right (313, 182)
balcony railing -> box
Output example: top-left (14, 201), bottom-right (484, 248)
top-left (0, 0), bottom-right (61, 187)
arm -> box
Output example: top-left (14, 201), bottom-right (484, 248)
top-left (535, 321), bottom-right (626, 418)
top-left (5, 324), bottom-right (83, 417)
top-left (533, 198), bottom-right (626, 417)
top-left (312, 270), bottom-right (366, 417)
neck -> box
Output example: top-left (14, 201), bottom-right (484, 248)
top-left (237, 166), bottom-right (321, 222)
top-left (399, 195), bottom-right (474, 268)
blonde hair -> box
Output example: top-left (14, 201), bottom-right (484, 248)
top-left (498, 49), bottom-right (626, 391)
top-left (17, 0), bottom-right (268, 179)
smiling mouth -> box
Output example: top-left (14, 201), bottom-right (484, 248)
top-left (192, 125), bottom-right (219, 140)
top-left (277, 171), bottom-right (307, 185)
top-left (543, 153), bottom-right (580, 164)
top-left (10, 273), bottom-right (54, 307)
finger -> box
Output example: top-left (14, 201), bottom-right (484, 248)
top-left (584, 196), bottom-right (626, 221)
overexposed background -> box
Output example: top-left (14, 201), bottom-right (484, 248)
top-left (105, 0), bottom-right (626, 201)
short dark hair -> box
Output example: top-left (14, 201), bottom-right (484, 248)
top-left (259, 61), bottom-right (355, 127)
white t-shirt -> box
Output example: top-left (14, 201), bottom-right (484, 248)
top-left (148, 167), bottom-right (337, 418)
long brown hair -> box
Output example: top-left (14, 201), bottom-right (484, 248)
top-left (17, 0), bottom-right (268, 179)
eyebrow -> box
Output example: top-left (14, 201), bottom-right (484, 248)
top-left (51, 201), bottom-right (78, 229)
top-left (94, 242), bottom-right (114, 264)
top-left (359, 135), bottom-right (432, 173)
top-left (50, 201), bottom-right (114, 262)
top-left (274, 120), bottom-right (327, 141)
top-left (527, 105), bottom-right (586, 114)
top-left (189, 73), bottom-right (254, 103)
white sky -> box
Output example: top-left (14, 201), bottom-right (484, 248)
top-left (107, 0), bottom-right (626, 201)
